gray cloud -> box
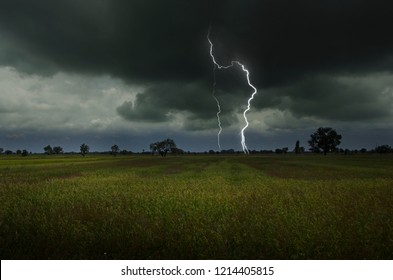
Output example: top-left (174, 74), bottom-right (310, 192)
top-left (116, 81), bottom-right (241, 130)
top-left (254, 73), bottom-right (393, 122)
top-left (0, 67), bottom-right (139, 132)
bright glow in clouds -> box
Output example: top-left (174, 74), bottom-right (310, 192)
top-left (207, 29), bottom-right (258, 154)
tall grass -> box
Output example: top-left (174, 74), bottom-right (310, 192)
top-left (0, 154), bottom-right (392, 259)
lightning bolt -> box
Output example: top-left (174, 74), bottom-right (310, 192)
top-left (208, 29), bottom-right (222, 151)
top-left (239, 65), bottom-right (257, 154)
top-left (207, 28), bottom-right (257, 154)
top-left (212, 80), bottom-right (223, 151)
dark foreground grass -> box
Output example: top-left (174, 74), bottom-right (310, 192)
top-left (0, 154), bottom-right (392, 259)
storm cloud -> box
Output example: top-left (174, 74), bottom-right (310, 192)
top-left (1, 0), bottom-right (393, 83)
top-left (256, 73), bottom-right (393, 121)
top-left (1, 0), bottom-right (393, 151)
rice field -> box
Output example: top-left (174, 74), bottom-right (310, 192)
top-left (0, 154), bottom-right (392, 259)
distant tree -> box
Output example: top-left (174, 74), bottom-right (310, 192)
top-left (22, 150), bottom-right (29, 157)
top-left (308, 127), bottom-right (342, 155)
top-left (44, 145), bottom-right (54, 155)
top-left (53, 146), bottom-right (64, 155)
top-left (275, 147), bottom-right (288, 154)
top-left (360, 148), bottom-right (368, 153)
top-left (0, 148), bottom-right (3, 154)
top-left (111, 144), bottom-right (120, 156)
top-left (294, 140), bottom-right (301, 154)
top-left (171, 147), bottom-right (184, 155)
top-left (149, 138), bottom-right (177, 157)
top-left (296, 142), bottom-right (306, 154)
top-left (5, 150), bottom-right (13, 155)
top-left (375, 144), bottom-right (392, 154)
top-left (80, 143), bottom-right (90, 156)
top-left (16, 149), bottom-right (22, 155)
top-left (275, 148), bottom-right (283, 154)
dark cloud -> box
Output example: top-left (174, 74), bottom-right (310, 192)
top-left (0, 0), bottom-right (212, 81)
top-left (254, 73), bottom-right (393, 121)
top-left (1, 0), bottom-right (393, 86)
top-left (116, 81), bottom-right (240, 130)
top-left (213, 0), bottom-right (393, 87)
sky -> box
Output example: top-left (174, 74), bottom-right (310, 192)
top-left (1, 0), bottom-right (393, 153)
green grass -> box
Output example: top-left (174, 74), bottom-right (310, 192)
top-left (0, 154), bottom-right (392, 259)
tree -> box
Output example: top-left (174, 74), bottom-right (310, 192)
top-left (275, 147), bottom-right (288, 154)
top-left (80, 143), bottom-right (89, 156)
top-left (149, 138), bottom-right (177, 157)
top-left (170, 147), bottom-right (184, 155)
top-left (308, 127), bottom-right (342, 155)
top-left (22, 150), bottom-right (29, 157)
top-left (53, 146), bottom-right (64, 154)
top-left (375, 145), bottom-right (392, 154)
top-left (294, 140), bottom-right (305, 154)
top-left (44, 145), bottom-right (54, 155)
top-left (0, 148), bottom-right (3, 154)
top-left (294, 140), bottom-right (301, 154)
top-left (111, 144), bottom-right (120, 156)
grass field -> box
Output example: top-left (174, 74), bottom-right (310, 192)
top-left (0, 154), bottom-right (392, 259)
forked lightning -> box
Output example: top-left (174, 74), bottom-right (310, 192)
top-left (207, 29), bottom-right (257, 154)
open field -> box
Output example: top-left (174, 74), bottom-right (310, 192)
top-left (0, 154), bottom-right (392, 259)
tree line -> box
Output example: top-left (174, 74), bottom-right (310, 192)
top-left (0, 127), bottom-right (392, 156)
